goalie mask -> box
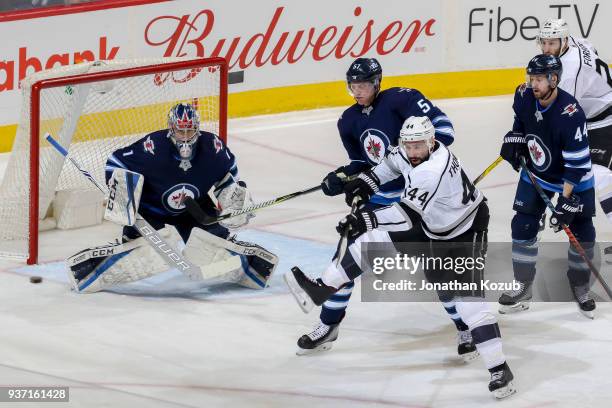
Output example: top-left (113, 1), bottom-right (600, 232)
top-left (168, 103), bottom-right (201, 165)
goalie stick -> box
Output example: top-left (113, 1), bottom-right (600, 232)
top-left (519, 156), bottom-right (612, 300)
top-left (45, 133), bottom-right (202, 280)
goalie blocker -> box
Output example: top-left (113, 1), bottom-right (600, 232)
top-left (67, 226), bottom-right (278, 293)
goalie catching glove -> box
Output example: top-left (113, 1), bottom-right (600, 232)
top-left (104, 168), bottom-right (144, 226)
top-left (215, 180), bottom-right (255, 229)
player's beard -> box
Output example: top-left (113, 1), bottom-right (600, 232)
top-left (409, 157), bottom-right (425, 166)
top-left (534, 86), bottom-right (555, 103)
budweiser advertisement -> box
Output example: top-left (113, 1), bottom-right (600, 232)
top-left (0, 0), bottom-right (609, 128)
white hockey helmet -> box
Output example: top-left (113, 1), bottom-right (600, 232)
top-left (399, 116), bottom-right (435, 152)
top-left (537, 19), bottom-right (569, 54)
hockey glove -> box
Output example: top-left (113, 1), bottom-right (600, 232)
top-left (500, 131), bottom-right (527, 172)
top-left (321, 166), bottom-right (349, 196)
top-left (336, 210), bottom-right (378, 239)
top-left (550, 194), bottom-right (581, 232)
top-left (343, 171), bottom-right (380, 207)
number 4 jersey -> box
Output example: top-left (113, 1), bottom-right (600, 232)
top-left (370, 143), bottom-right (483, 240)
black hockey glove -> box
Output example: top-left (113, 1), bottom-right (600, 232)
top-left (550, 194), bottom-right (581, 232)
top-left (343, 171), bottom-right (380, 207)
top-left (500, 131), bottom-right (527, 172)
top-left (321, 166), bottom-right (349, 196)
top-left (336, 210), bottom-right (378, 239)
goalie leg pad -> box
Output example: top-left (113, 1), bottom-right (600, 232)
top-left (184, 228), bottom-right (278, 289)
top-left (67, 227), bottom-right (181, 293)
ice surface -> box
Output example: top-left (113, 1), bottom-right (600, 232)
top-left (1, 95), bottom-right (611, 407)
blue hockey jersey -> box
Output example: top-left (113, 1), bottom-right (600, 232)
top-left (105, 129), bottom-right (237, 218)
top-left (512, 84), bottom-right (593, 193)
top-left (338, 87), bottom-right (454, 204)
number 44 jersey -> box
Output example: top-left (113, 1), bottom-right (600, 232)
top-left (371, 142), bottom-right (483, 240)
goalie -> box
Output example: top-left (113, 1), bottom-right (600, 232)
top-left (66, 103), bottom-right (278, 293)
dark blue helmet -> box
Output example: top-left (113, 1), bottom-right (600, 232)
top-left (346, 58), bottom-right (382, 83)
top-left (526, 54), bottom-right (562, 81)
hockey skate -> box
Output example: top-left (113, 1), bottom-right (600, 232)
top-left (570, 283), bottom-right (596, 319)
top-left (284, 266), bottom-right (336, 313)
top-left (457, 330), bottom-right (479, 362)
top-left (296, 322), bottom-right (340, 355)
top-left (498, 280), bottom-right (533, 314)
top-left (488, 362), bottom-right (516, 399)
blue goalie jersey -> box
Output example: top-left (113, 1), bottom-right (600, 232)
top-left (105, 129), bottom-right (238, 218)
top-left (338, 87), bottom-right (454, 204)
top-left (512, 84), bottom-right (593, 193)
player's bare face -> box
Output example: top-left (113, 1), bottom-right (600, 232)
top-left (529, 74), bottom-right (554, 100)
top-left (540, 38), bottom-right (562, 57)
top-left (348, 81), bottom-right (376, 106)
top-left (402, 140), bottom-right (430, 166)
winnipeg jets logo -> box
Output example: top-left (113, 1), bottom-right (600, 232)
top-left (362, 105), bottom-right (373, 116)
top-left (518, 83), bottom-right (528, 97)
top-left (562, 103), bottom-right (579, 117)
top-left (143, 136), bottom-right (155, 155)
top-left (367, 138), bottom-right (382, 160)
top-left (529, 143), bottom-right (543, 163)
top-left (360, 129), bottom-right (389, 164)
top-left (526, 134), bottom-right (551, 171)
top-left (162, 184), bottom-right (200, 214)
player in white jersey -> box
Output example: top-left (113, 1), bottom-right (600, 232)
top-left (538, 18), bottom-right (612, 257)
top-left (285, 117), bottom-right (516, 399)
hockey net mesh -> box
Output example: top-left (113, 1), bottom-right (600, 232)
top-left (0, 58), bottom-right (224, 260)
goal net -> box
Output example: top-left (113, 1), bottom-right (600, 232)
top-left (0, 57), bottom-right (228, 264)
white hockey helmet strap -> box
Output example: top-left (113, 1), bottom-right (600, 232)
top-left (537, 18), bottom-right (569, 53)
top-left (399, 116), bottom-right (435, 152)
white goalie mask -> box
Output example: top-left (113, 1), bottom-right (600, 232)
top-left (536, 18), bottom-right (569, 56)
top-left (168, 103), bottom-right (201, 162)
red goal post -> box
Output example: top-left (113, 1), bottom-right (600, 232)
top-left (0, 57), bottom-right (228, 264)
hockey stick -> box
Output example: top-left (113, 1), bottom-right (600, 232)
top-left (472, 156), bottom-right (504, 185)
top-left (519, 156), bottom-right (612, 300)
top-left (45, 133), bottom-right (202, 280)
top-left (184, 178), bottom-right (355, 226)
top-left (335, 196), bottom-right (362, 267)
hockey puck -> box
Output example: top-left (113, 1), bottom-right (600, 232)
top-left (29, 276), bottom-right (43, 284)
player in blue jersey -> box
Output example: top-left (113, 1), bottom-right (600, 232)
top-left (498, 54), bottom-right (597, 318)
top-left (66, 103), bottom-right (278, 293)
top-left (297, 58), bottom-right (477, 359)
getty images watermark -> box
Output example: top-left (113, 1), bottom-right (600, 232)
top-left (370, 252), bottom-right (520, 293)
top-left (360, 242), bottom-right (610, 302)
